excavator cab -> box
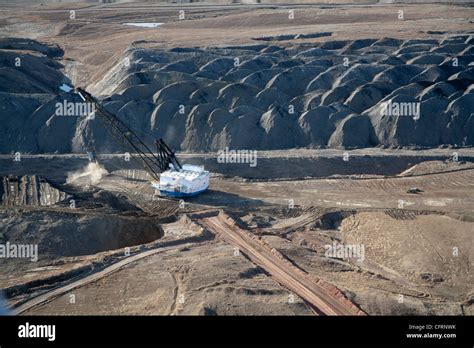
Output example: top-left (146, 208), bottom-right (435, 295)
top-left (75, 87), bottom-right (209, 198)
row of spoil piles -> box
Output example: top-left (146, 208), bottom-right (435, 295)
top-left (0, 175), bottom-right (69, 207)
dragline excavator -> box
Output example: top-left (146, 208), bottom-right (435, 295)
top-left (76, 87), bottom-right (210, 198)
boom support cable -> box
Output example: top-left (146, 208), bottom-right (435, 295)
top-left (76, 88), bottom-right (181, 181)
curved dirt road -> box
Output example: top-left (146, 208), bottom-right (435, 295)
top-left (15, 242), bottom-right (199, 314)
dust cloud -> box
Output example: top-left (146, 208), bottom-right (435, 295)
top-left (67, 162), bottom-right (108, 185)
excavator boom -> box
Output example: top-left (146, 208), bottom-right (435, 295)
top-left (76, 87), bottom-right (181, 181)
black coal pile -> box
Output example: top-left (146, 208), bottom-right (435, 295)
top-left (1, 35), bottom-right (473, 153)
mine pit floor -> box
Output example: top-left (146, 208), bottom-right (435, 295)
top-left (1, 156), bottom-right (472, 315)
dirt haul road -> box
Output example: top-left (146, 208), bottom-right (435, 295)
top-left (14, 241), bottom-right (201, 314)
top-left (199, 212), bottom-right (365, 316)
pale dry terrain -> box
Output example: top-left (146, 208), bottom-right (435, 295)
top-left (0, 2), bottom-right (472, 86)
top-left (1, 156), bottom-right (472, 315)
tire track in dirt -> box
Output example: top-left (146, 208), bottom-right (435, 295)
top-left (169, 266), bottom-right (187, 315)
